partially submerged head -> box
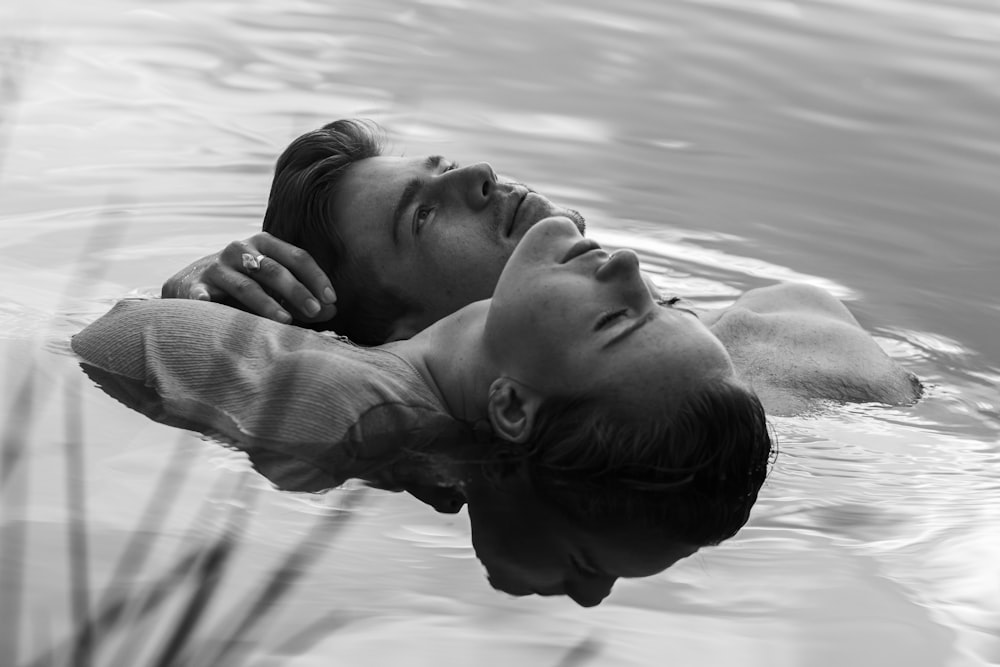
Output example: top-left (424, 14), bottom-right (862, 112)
top-left (468, 379), bottom-right (772, 607)
top-left (263, 119), bottom-right (584, 343)
top-left (465, 469), bottom-right (701, 607)
top-left (465, 216), bottom-right (773, 605)
top-left (263, 124), bottom-right (774, 606)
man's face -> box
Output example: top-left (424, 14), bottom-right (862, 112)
top-left (332, 155), bottom-right (585, 340)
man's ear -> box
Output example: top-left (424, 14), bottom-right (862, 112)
top-left (487, 377), bottom-right (543, 443)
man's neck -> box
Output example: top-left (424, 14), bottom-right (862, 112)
top-left (387, 300), bottom-right (497, 425)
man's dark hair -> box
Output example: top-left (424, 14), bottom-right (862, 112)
top-left (262, 119), bottom-right (407, 344)
top-left (487, 378), bottom-right (774, 547)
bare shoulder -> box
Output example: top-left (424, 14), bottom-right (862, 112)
top-left (730, 282), bottom-right (858, 324)
top-left (705, 282), bottom-right (922, 413)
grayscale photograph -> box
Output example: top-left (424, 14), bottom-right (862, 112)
top-left (1, 1), bottom-right (998, 665)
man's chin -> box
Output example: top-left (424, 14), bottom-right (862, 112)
top-left (513, 193), bottom-right (586, 238)
top-left (563, 207), bottom-right (586, 234)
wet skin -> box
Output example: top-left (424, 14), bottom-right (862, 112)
top-left (393, 216), bottom-right (738, 605)
top-left (484, 216), bottom-right (737, 417)
top-left (331, 156), bottom-right (585, 340)
top-left (447, 218), bottom-right (735, 605)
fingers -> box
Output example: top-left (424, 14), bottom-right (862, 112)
top-left (163, 233), bottom-right (338, 326)
top-left (203, 258), bottom-right (295, 323)
top-left (215, 234), bottom-right (337, 323)
top-left (188, 284), bottom-right (212, 301)
top-left (162, 253), bottom-right (226, 300)
top-left (252, 233), bottom-right (337, 308)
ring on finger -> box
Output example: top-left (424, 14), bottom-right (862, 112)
top-left (241, 252), bottom-right (267, 272)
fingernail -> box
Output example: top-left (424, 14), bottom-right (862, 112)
top-left (323, 287), bottom-right (336, 303)
top-left (276, 309), bottom-right (292, 323)
top-left (304, 298), bottom-right (320, 316)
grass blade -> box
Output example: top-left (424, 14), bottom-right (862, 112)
top-left (148, 483), bottom-right (255, 667)
top-left (552, 636), bottom-right (602, 667)
top-left (58, 436), bottom-right (195, 666)
top-left (22, 546), bottom-right (207, 667)
top-left (0, 363), bottom-right (35, 665)
top-left (0, 362), bottom-right (35, 490)
top-left (195, 487), bottom-right (366, 667)
top-left (63, 375), bottom-right (92, 667)
top-left (103, 473), bottom-right (249, 667)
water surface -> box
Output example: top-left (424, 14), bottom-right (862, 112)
top-left (1, 1), bottom-right (998, 665)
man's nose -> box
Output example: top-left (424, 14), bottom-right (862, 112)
top-left (449, 162), bottom-right (497, 209)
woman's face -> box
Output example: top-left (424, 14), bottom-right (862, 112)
top-left (485, 217), bottom-right (735, 415)
top-left (467, 472), bottom-right (699, 607)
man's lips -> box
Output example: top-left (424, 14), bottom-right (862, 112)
top-left (507, 190), bottom-right (565, 238)
top-left (506, 189), bottom-right (529, 237)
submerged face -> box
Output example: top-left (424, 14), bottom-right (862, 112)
top-left (467, 478), bottom-right (698, 607)
top-left (485, 216), bottom-right (736, 416)
top-left (332, 156), bottom-right (585, 338)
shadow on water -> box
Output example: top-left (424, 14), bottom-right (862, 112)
top-left (0, 106), bottom-right (372, 662)
top-left (0, 335), bottom-right (370, 667)
top-left (0, 261), bottom-right (608, 667)
top-left (0, 80), bottom-right (606, 663)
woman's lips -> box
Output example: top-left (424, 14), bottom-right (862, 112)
top-left (561, 238), bottom-right (603, 263)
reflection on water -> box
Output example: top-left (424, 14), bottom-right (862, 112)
top-left (72, 298), bottom-right (755, 611)
top-left (2, 0), bottom-right (999, 664)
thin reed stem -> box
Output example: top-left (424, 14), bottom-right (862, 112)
top-left (195, 488), bottom-right (366, 667)
top-left (0, 363), bottom-right (34, 665)
top-left (148, 483), bottom-right (255, 667)
top-left (63, 375), bottom-right (92, 667)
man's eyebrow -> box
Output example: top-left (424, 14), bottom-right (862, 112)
top-left (602, 310), bottom-right (655, 349)
top-left (391, 156), bottom-right (447, 244)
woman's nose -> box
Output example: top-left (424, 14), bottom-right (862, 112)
top-left (595, 249), bottom-right (652, 304)
top-left (566, 576), bottom-right (616, 607)
top-left (596, 249), bottom-right (640, 281)
top-left (448, 162), bottom-right (496, 208)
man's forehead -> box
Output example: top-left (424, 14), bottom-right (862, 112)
top-left (332, 156), bottom-right (400, 211)
top-left (337, 154), bottom-right (443, 209)
top-left (350, 154), bottom-right (447, 179)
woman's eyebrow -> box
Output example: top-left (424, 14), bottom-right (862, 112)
top-left (602, 310), bottom-right (655, 349)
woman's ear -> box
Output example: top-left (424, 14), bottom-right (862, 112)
top-left (487, 377), bottom-right (542, 443)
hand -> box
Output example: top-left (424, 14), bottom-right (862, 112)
top-left (160, 233), bottom-right (337, 324)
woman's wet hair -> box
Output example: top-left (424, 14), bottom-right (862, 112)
top-left (262, 119), bottom-right (408, 344)
top-left (487, 378), bottom-right (774, 547)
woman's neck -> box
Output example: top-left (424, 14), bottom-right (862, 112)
top-left (383, 299), bottom-right (498, 425)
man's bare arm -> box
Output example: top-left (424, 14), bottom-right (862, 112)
top-left (161, 232), bottom-right (337, 324)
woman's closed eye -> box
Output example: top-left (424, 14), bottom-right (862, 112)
top-left (595, 308), bottom-right (628, 331)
